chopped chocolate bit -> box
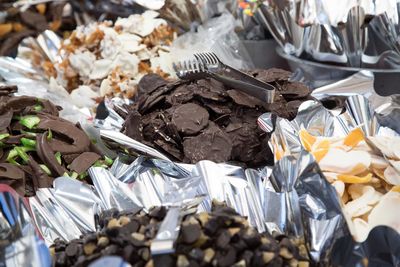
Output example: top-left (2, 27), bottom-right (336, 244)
top-left (62, 154), bottom-right (80, 165)
top-left (69, 152), bottom-right (101, 174)
top-left (27, 155), bottom-right (53, 188)
top-left (216, 230), bottom-right (231, 249)
top-left (149, 206), bottom-right (167, 221)
top-left (172, 103), bottom-right (209, 135)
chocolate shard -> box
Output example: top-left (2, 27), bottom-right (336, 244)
top-left (0, 163), bottom-right (25, 195)
top-left (37, 118), bottom-right (91, 154)
top-left (172, 103), bottom-right (209, 135)
top-left (183, 124), bottom-right (232, 163)
top-left (69, 152), bottom-right (101, 174)
top-left (123, 110), bottom-right (143, 141)
top-left (27, 155), bottom-right (53, 188)
top-left (138, 73), bottom-right (168, 95)
top-left (36, 132), bottom-right (67, 177)
top-left (227, 90), bottom-right (264, 108)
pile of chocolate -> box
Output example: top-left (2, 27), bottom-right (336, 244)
top-left (51, 204), bottom-right (309, 267)
top-left (122, 69), bottom-right (311, 166)
top-left (0, 85), bottom-right (107, 196)
top-left (0, 1), bottom-right (76, 56)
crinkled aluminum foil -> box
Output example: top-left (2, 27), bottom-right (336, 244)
top-left (0, 184), bottom-right (51, 267)
top-left (264, 150), bottom-right (347, 263)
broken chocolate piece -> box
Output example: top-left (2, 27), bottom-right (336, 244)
top-left (138, 73), bottom-right (168, 95)
top-left (172, 103), bottom-right (209, 135)
top-left (183, 125), bottom-right (232, 163)
top-left (69, 152), bottom-right (101, 174)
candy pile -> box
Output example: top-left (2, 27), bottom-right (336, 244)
top-left (0, 85), bottom-right (109, 196)
top-left (122, 69), bottom-right (311, 166)
top-left (299, 128), bottom-right (400, 241)
top-left (51, 204), bottom-right (309, 267)
top-left (0, 1), bottom-right (75, 56)
top-left (43, 10), bottom-right (176, 107)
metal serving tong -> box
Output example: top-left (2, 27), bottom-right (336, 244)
top-left (173, 52), bottom-right (276, 104)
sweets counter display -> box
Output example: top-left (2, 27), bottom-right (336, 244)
top-left (1, 1), bottom-right (399, 267)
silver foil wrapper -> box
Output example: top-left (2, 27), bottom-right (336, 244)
top-left (0, 184), bottom-right (51, 267)
top-left (264, 150), bottom-right (347, 263)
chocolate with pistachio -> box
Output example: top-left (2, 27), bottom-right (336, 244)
top-left (122, 69), bottom-right (312, 166)
top-left (0, 85), bottom-right (108, 196)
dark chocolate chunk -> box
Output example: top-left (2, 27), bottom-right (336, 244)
top-left (138, 73), bottom-right (168, 95)
top-left (227, 90), bottom-right (264, 108)
top-left (69, 152), bottom-right (101, 174)
top-left (0, 163), bottom-right (26, 195)
top-left (251, 68), bottom-right (292, 83)
top-left (183, 125), bottom-right (232, 163)
top-left (166, 84), bottom-right (195, 105)
top-left (37, 118), bottom-right (91, 154)
top-left (124, 110), bottom-right (143, 141)
top-left (282, 82), bottom-right (311, 99)
top-left (0, 30), bottom-right (35, 57)
top-left (172, 103), bottom-right (209, 135)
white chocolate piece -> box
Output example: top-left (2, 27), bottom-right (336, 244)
top-left (383, 165), bottom-right (400, 185)
top-left (319, 149), bottom-right (371, 175)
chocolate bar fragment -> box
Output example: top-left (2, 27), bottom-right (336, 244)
top-left (122, 69), bottom-right (312, 166)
